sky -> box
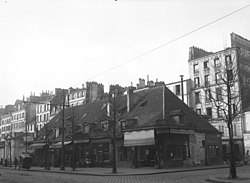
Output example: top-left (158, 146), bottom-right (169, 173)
top-left (0, 0), bottom-right (250, 107)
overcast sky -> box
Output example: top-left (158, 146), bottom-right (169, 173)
top-left (0, 0), bottom-right (250, 107)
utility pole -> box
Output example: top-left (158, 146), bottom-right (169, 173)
top-left (25, 103), bottom-right (28, 154)
top-left (60, 90), bottom-right (66, 170)
top-left (111, 90), bottom-right (117, 173)
top-left (71, 108), bottom-right (76, 171)
top-left (45, 121), bottom-right (50, 170)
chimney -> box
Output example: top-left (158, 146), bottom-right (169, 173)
top-left (127, 87), bottom-right (134, 112)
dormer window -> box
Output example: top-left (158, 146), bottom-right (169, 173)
top-left (169, 109), bottom-right (183, 124)
top-left (55, 128), bottom-right (59, 138)
top-left (101, 121), bottom-right (109, 131)
top-left (120, 120), bottom-right (127, 130)
top-left (83, 124), bottom-right (89, 133)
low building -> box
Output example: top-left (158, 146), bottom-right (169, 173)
top-left (32, 85), bottom-right (222, 169)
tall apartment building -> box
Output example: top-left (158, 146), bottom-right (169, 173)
top-left (66, 84), bottom-right (87, 107)
top-left (188, 33), bottom-right (250, 159)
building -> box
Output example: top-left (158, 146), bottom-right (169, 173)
top-left (32, 85), bottom-right (222, 169)
top-left (188, 33), bottom-right (250, 161)
top-left (0, 99), bottom-right (36, 163)
top-left (66, 85), bottom-right (87, 107)
top-left (166, 78), bottom-right (192, 107)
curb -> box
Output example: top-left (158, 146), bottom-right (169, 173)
top-left (0, 164), bottom-right (243, 177)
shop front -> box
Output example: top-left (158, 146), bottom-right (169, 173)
top-left (124, 129), bottom-right (156, 168)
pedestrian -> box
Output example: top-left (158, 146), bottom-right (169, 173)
top-left (14, 157), bottom-right (18, 169)
top-left (0, 158), bottom-right (3, 166)
top-left (4, 159), bottom-right (8, 167)
top-left (18, 156), bottom-right (23, 170)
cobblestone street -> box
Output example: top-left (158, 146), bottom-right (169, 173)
top-left (0, 165), bottom-right (250, 183)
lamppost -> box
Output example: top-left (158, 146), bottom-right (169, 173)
top-left (7, 135), bottom-right (12, 167)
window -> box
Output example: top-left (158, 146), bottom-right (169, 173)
top-left (227, 69), bottom-right (233, 82)
top-left (120, 121), bottom-right (127, 130)
top-left (195, 92), bottom-right (200, 104)
top-left (214, 58), bottom-right (220, 68)
top-left (196, 108), bottom-right (201, 115)
top-left (231, 104), bottom-right (236, 115)
top-left (194, 77), bottom-right (200, 88)
top-left (101, 121), bottom-right (108, 131)
top-left (175, 84), bottom-right (181, 96)
top-left (219, 126), bottom-right (224, 136)
top-left (204, 61), bottom-right (209, 70)
top-left (204, 75), bottom-right (209, 87)
top-left (193, 64), bottom-right (199, 73)
top-left (217, 107), bottom-right (222, 118)
top-left (225, 55), bottom-right (232, 66)
top-left (55, 128), bottom-right (59, 138)
top-left (206, 107), bottom-right (212, 118)
top-left (216, 88), bottom-right (222, 101)
top-left (233, 124), bottom-right (237, 136)
top-left (83, 125), bottom-right (89, 133)
top-left (215, 73), bottom-right (221, 83)
top-left (205, 89), bottom-right (212, 102)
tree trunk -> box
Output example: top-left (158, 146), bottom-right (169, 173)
top-left (228, 123), bottom-right (237, 179)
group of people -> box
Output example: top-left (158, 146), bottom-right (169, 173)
top-left (0, 156), bottom-right (23, 169)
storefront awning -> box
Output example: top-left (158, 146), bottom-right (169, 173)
top-left (50, 141), bottom-right (72, 149)
top-left (124, 130), bottom-right (155, 147)
top-left (29, 143), bottom-right (46, 149)
top-left (74, 139), bottom-right (89, 144)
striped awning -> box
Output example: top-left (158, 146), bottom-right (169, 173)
top-left (124, 130), bottom-right (155, 147)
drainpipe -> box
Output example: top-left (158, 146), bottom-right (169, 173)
top-left (180, 75), bottom-right (184, 102)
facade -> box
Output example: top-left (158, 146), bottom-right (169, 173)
top-left (66, 85), bottom-right (87, 107)
top-left (0, 99), bottom-right (36, 164)
top-left (188, 33), bottom-right (250, 161)
top-left (32, 85), bottom-right (222, 169)
top-left (166, 78), bottom-right (192, 107)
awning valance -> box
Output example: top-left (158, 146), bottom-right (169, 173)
top-left (50, 141), bottom-right (72, 149)
top-left (29, 143), bottom-right (46, 149)
top-left (124, 130), bottom-right (155, 147)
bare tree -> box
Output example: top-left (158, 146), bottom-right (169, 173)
top-left (200, 58), bottom-right (246, 179)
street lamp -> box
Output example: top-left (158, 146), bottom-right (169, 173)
top-left (7, 135), bottom-right (12, 167)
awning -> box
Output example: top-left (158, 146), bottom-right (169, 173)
top-left (74, 139), bottom-right (89, 144)
top-left (124, 130), bottom-right (155, 147)
top-left (29, 143), bottom-right (46, 149)
top-left (50, 141), bottom-right (72, 149)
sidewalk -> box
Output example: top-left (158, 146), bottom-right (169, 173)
top-left (0, 164), bottom-right (235, 176)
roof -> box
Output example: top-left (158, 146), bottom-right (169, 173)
top-left (36, 86), bottom-right (219, 141)
top-left (124, 86), bottom-right (218, 133)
